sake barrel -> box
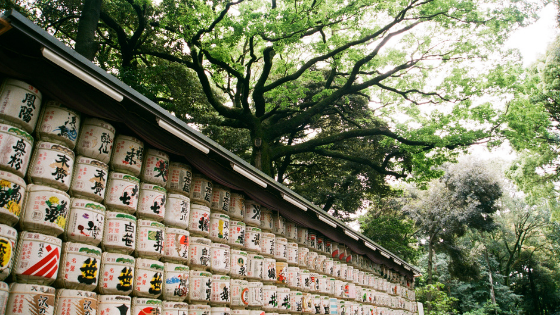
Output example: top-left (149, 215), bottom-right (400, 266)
top-left (230, 279), bottom-right (248, 307)
top-left (135, 219), bottom-right (165, 259)
top-left (316, 236), bottom-right (324, 254)
top-left (141, 149), bottom-right (169, 186)
top-left (163, 263), bottom-right (189, 302)
top-left (104, 172), bottom-right (140, 214)
top-left (0, 281), bottom-right (8, 315)
top-left (261, 232), bottom-right (275, 257)
top-left (286, 267), bottom-right (299, 290)
top-left (243, 226), bottom-right (261, 252)
top-left (189, 304), bottom-right (211, 315)
top-left (55, 242), bottom-right (102, 290)
top-left (318, 275), bottom-right (329, 294)
top-left (98, 252), bottom-right (135, 295)
top-left (6, 283), bottom-right (55, 315)
top-left (284, 221), bottom-right (297, 241)
top-left (288, 291), bottom-right (303, 314)
top-left (76, 118), bottom-right (115, 164)
top-left (13, 231), bottom-right (62, 285)
top-left (162, 301), bottom-right (189, 315)
top-left (210, 213), bottom-right (230, 244)
top-left (321, 296), bottom-right (330, 315)
top-left (302, 292), bottom-right (314, 314)
top-left (0, 78), bottom-right (42, 133)
top-left (210, 274), bottom-right (231, 305)
top-left (228, 193), bottom-right (245, 220)
top-left (131, 297), bottom-right (162, 315)
top-left (28, 141), bottom-right (74, 191)
top-left (210, 243), bottom-right (230, 275)
top-left (324, 239), bottom-right (332, 257)
top-left (164, 193), bottom-right (190, 229)
top-left (243, 200), bottom-right (261, 227)
top-left (20, 184), bottom-right (70, 236)
top-left (163, 227), bottom-right (190, 264)
top-left (188, 269), bottom-right (212, 303)
top-left (297, 247), bottom-right (308, 269)
top-left (299, 269), bottom-right (311, 292)
top-left (96, 295), bottom-right (131, 315)
top-left (316, 255), bottom-right (326, 274)
top-left (260, 208), bottom-right (273, 232)
top-left (64, 198), bottom-right (105, 245)
top-left (211, 307), bottom-right (231, 315)
top-left (0, 224), bottom-right (17, 281)
top-left (228, 220), bottom-right (245, 249)
top-left (275, 261), bottom-right (288, 286)
top-left (189, 202), bottom-right (210, 237)
top-left (274, 236), bottom-right (287, 262)
top-left (323, 258), bottom-right (333, 277)
top-left (333, 262), bottom-right (341, 279)
top-left (307, 231), bottom-right (316, 252)
top-left (307, 251), bottom-right (317, 272)
top-left (313, 295), bottom-right (322, 315)
top-left (136, 183), bottom-right (166, 221)
top-left (246, 281), bottom-right (263, 308)
top-left (246, 253), bottom-right (263, 280)
top-left (0, 171), bottom-right (26, 226)
top-left (276, 287), bottom-right (290, 312)
top-left (101, 211), bottom-right (137, 254)
top-left (167, 162), bottom-right (192, 196)
top-left (54, 289), bottom-right (97, 315)
top-left (263, 257), bottom-right (277, 283)
top-left (0, 124), bottom-right (33, 177)
top-left (190, 173), bottom-right (212, 207)
top-left (110, 134), bottom-right (144, 176)
top-left (70, 155), bottom-right (108, 202)
top-left (296, 228), bottom-right (307, 246)
top-left (286, 242), bottom-right (298, 266)
top-left (133, 258), bottom-right (164, 298)
top-left (263, 285), bottom-right (278, 311)
top-left (189, 236), bottom-right (211, 270)
top-left (272, 213), bottom-right (285, 237)
top-left (310, 273), bottom-right (319, 293)
top-left (211, 184), bottom-right (230, 214)
top-left (36, 102), bottom-right (80, 149)
top-left (230, 249), bottom-right (248, 279)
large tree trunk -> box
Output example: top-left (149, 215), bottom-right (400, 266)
top-left (75, 0), bottom-right (102, 61)
top-left (528, 266), bottom-right (542, 315)
top-left (251, 126), bottom-right (273, 175)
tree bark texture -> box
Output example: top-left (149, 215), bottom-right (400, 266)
top-left (75, 0), bottom-right (102, 61)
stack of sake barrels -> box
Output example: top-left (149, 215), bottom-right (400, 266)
top-left (0, 77), bottom-right (418, 315)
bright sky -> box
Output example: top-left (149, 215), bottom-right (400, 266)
top-left (506, 2), bottom-right (558, 67)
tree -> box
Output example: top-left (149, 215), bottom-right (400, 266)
top-left (24, 0), bottom-right (536, 215)
top-left (405, 158), bottom-right (503, 285)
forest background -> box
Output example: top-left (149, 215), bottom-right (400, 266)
top-left (3, 0), bottom-right (560, 312)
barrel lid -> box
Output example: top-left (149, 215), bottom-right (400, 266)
top-left (246, 227), bottom-right (261, 232)
top-left (136, 258), bottom-right (164, 270)
top-left (262, 232), bottom-right (275, 237)
top-left (263, 285), bottom-right (277, 290)
top-left (9, 283), bottom-right (55, 294)
top-left (27, 184), bottom-right (70, 198)
top-left (98, 295), bottom-right (131, 302)
top-left (106, 211), bottom-right (137, 221)
top-left (275, 237), bottom-right (287, 241)
top-left (82, 117), bottom-right (115, 133)
top-left (191, 201), bottom-right (211, 209)
top-left (231, 279), bottom-right (248, 285)
top-left (190, 236), bottom-right (212, 245)
top-left (231, 249), bottom-right (247, 256)
top-left (0, 170), bottom-right (26, 187)
top-left (138, 219), bottom-right (165, 229)
top-left (70, 198), bottom-right (106, 212)
top-left (132, 297), bottom-right (163, 305)
top-left (63, 242), bottom-right (102, 257)
top-left (37, 141), bottom-right (75, 157)
top-left (162, 301), bottom-right (189, 309)
top-left (167, 193), bottom-right (190, 200)
top-left (0, 123), bottom-right (34, 142)
top-left (212, 274), bottom-right (231, 280)
top-left (230, 220), bottom-right (246, 226)
top-left (75, 155), bottom-right (109, 170)
top-left (277, 287), bottom-right (290, 292)
top-left (2, 78), bottom-right (41, 95)
top-left (211, 212), bottom-right (230, 219)
top-left (0, 223), bottom-right (17, 239)
top-left (56, 289), bottom-right (97, 299)
top-left (189, 304), bottom-right (211, 310)
top-left (211, 307), bottom-right (231, 311)
top-left (140, 182), bottom-right (167, 193)
top-left (190, 270), bottom-right (212, 277)
top-left (145, 148), bottom-right (169, 159)
top-left (248, 253), bottom-right (263, 259)
top-left (0, 281), bottom-right (8, 291)
top-left (115, 134), bottom-right (143, 144)
top-left (211, 243), bottom-right (230, 250)
top-left (165, 227), bottom-right (190, 235)
top-left (109, 172), bottom-right (140, 183)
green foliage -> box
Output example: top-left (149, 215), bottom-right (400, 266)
top-left (416, 282), bottom-right (459, 315)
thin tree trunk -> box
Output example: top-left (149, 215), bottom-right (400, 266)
top-left (427, 240), bottom-right (434, 314)
top-left (484, 248), bottom-right (497, 314)
top-left (528, 266), bottom-right (542, 315)
top-left (75, 0), bottom-right (102, 61)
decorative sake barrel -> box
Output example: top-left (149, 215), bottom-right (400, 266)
top-left (0, 123), bottom-right (34, 178)
top-left (209, 213), bottom-right (230, 243)
top-left (189, 202), bottom-right (210, 237)
top-left (230, 279), bottom-right (249, 307)
top-left (141, 148), bottom-right (169, 186)
top-left (54, 289), bottom-right (97, 315)
top-left (98, 252), bottom-right (135, 295)
top-left (76, 118), bottom-right (115, 164)
top-left (102, 211), bottom-right (137, 254)
top-left (6, 283), bottom-right (55, 315)
top-left (275, 261), bottom-right (288, 286)
top-left (0, 78), bottom-right (42, 133)
top-left (246, 253), bottom-right (264, 280)
top-left (289, 291), bottom-right (303, 313)
top-left (261, 232), bottom-right (275, 257)
top-left (228, 192), bottom-right (245, 220)
top-left (210, 274), bottom-right (231, 305)
top-left (189, 304), bottom-right (211, 315)
top-left (243, 199), bottom-right (261, 227)
top-left (55, 242), bottom-right (102, 290)
top-left (190, 173), bottom-right (212, 207)
top-left (262, 257), bottom-right (277, 283)
top-left (276, 287), bottom-right (290, 312)
top-left (263, 285), bottom-right (278, 311)
top-left (36, 101), bottom-right (80, 149)
top-left (210, 184), bottom-right (230, 214)
top-left (260, 208), bottom-right (273, 232)
top-left (164, 193), bottom-right (190, 229)
top-left (20, 184), bottom-right (70, 236)
top-left (287, 242), bottom-right (298, 266)
top-left (166, 162), bottom-right (192, 196)
top-left (163, 227), bottom-right (190, 264)
top-left (135, 219), bottom-right (165, 259)
top-left (131, 297), bottom-right (162, 315)
top-left (163, 262), bottom-right (189, 302)
top-left (64, 198), bottom-right (105, 245)
top-left (285, 221), bottom-right (297, 241)
top-left (188, 269), bottom-right (212, 303)
top-left (296, 227), bottom-right (308, 246)
top-left (302, 292), bottom-right (314, 314)
top-left (0, 281), bottom-right (8, 315)
top-left (299, 269), bottom-right (311, 292)
top-left (274, 236), bottom-right (287, 262)
top-left (246, 281), bottom-right (263, 308)
top-left (97, 295), bottom-right (132, 315)
top-left (13, 231), bottom-right (62, 285)
top-left (28, 141), bottom-right (75, 192)
top-left (104, 172), bottom-right (140, 214)
top-left (162, 301), bottom-right (189, 315)
top-left (136, 183), bottom-right (167, 221)
top-left (210, 243), bottom-right (230, 275)
top-left (188, 236), bottom-right (211, 270)
top-left (70, 155), bottom-right (108, 202)
top-left (272, 212), bottom-right (285, 237)
top-left (111, 134), bottom-right (144, 176)
top-left (0, 224), bottom-right (17, 281)
top-left (230, 249), bottom-right (247, 279)
top-left (286, 266), bottom-right (299, 289)
top-left (133, 258), bottom-right (164, 298)
top-left (0, 170), bottom-right (26, 226)
top-left (243, 226), bottom-right (261, 252)
top-left (228, 220), bottom-right (245, 249)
